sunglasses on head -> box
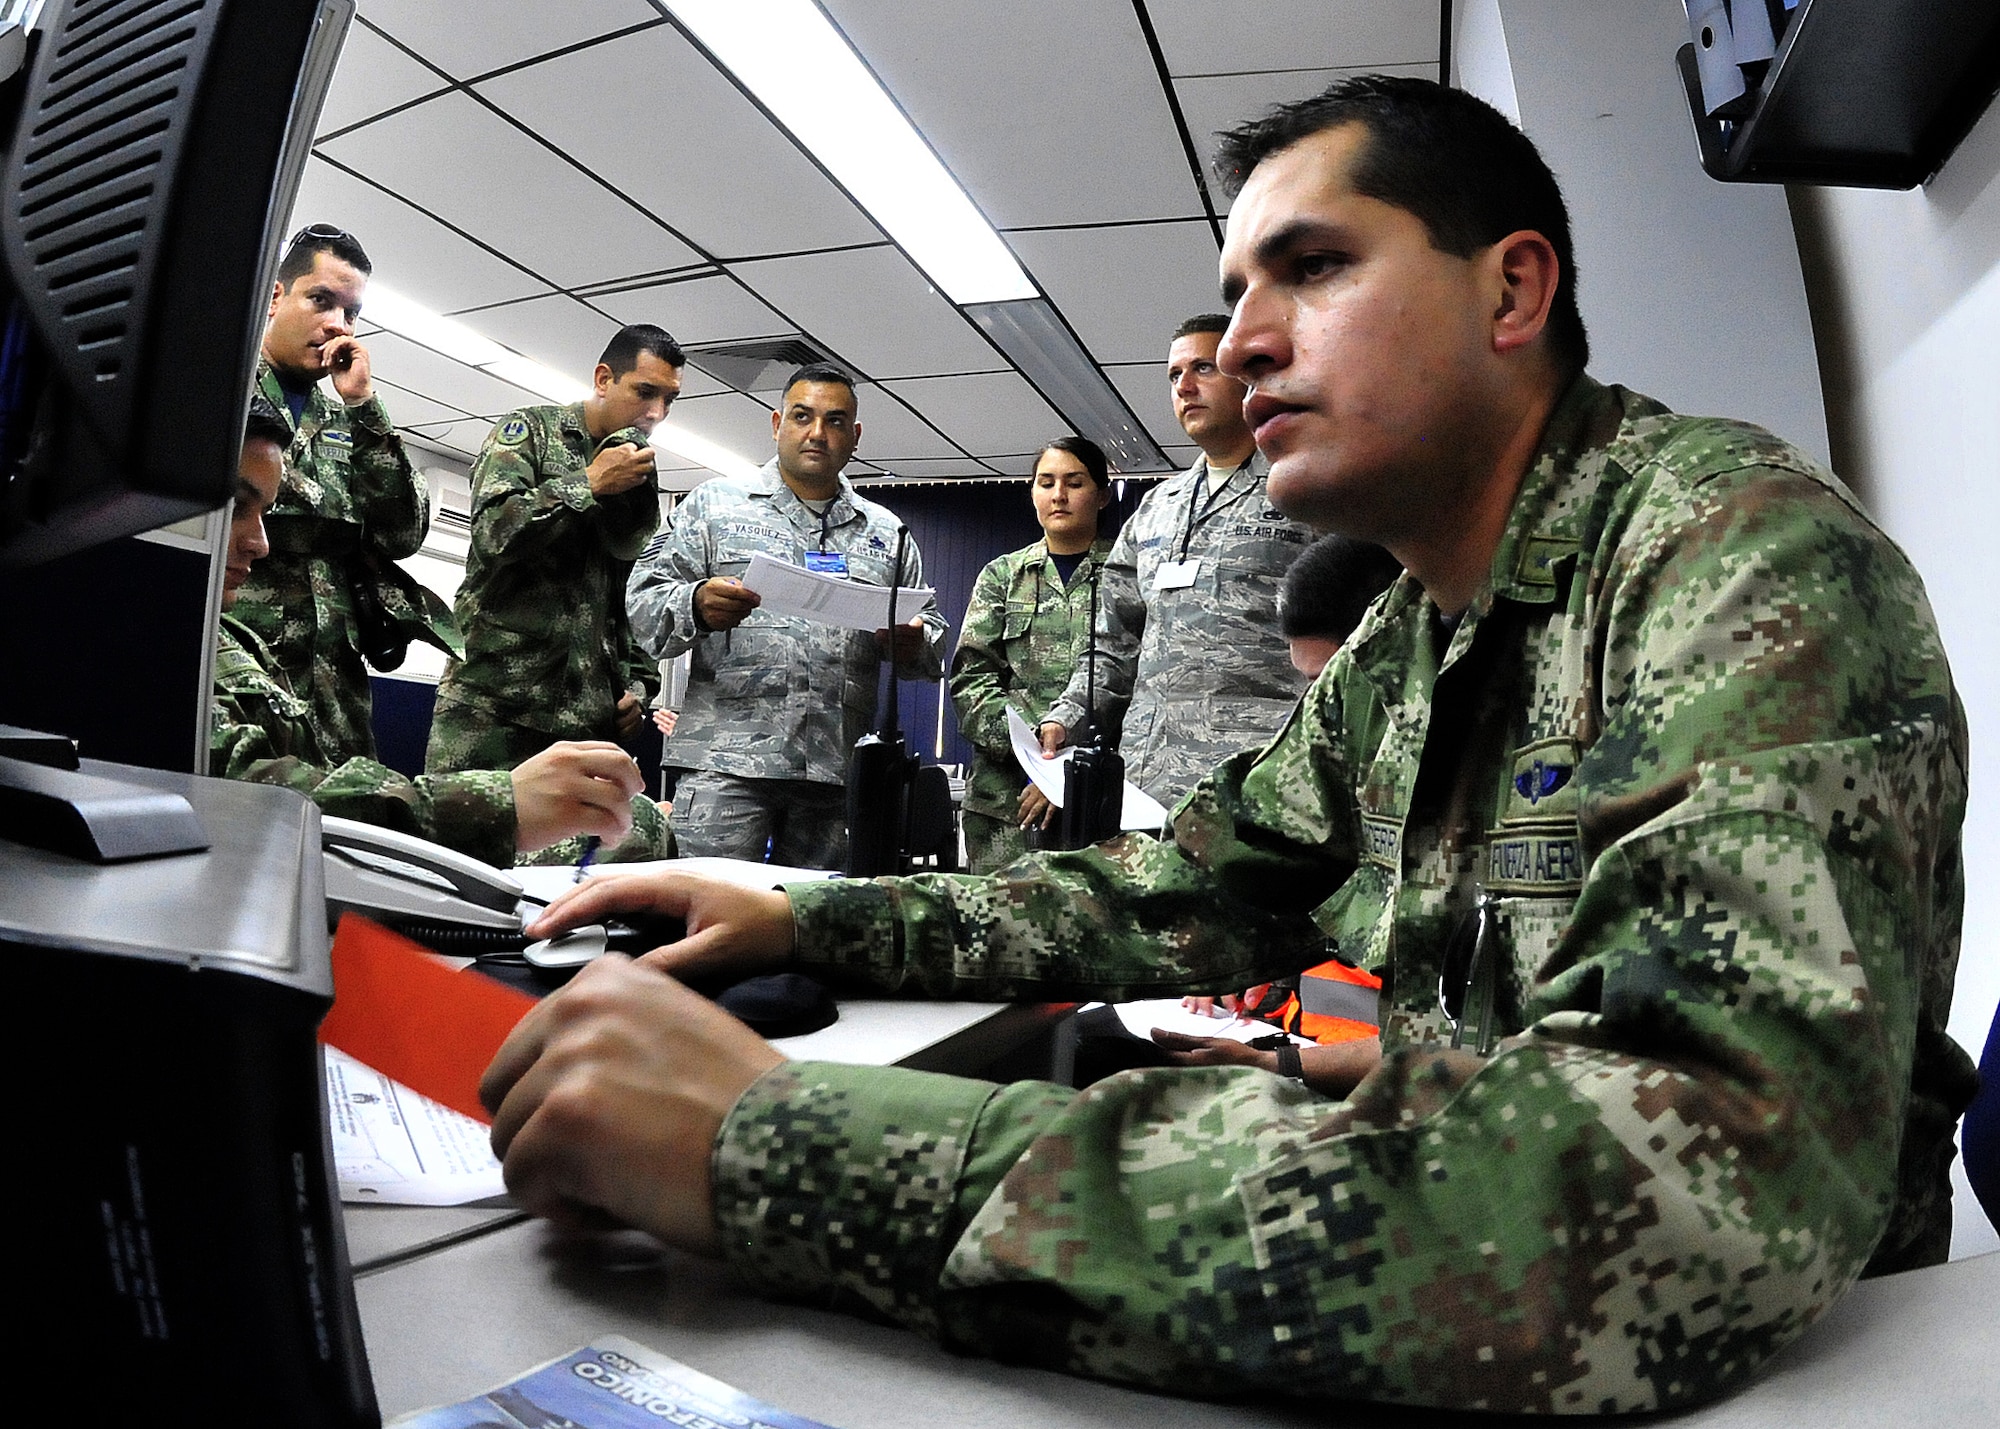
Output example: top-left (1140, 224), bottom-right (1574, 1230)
top-left (287, 223), bottom-right (356, 249)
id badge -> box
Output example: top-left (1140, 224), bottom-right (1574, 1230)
top-left (1153, 559), bottom-right (1199, 591)
top-left (803, 551), bottom-right (850, 576)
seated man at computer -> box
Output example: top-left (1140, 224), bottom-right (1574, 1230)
top-left (213, 399), bottom-right (671, 867)
top-left (477, 78), bottom-right (1975, 1413)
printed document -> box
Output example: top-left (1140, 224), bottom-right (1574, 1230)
top-left (743, 552), bottom-right (932, 631)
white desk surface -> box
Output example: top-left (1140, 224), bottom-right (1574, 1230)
top-left (359, 1222), bottom-right (1998, 1427)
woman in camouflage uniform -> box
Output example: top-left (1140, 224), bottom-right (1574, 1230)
top-left (950, 437), bottom-right (1114, 872)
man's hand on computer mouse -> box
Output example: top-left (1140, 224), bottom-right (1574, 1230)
top-left (481, 955), bottom-right (784, 1252)
top-left (524, 870), bottom-right (795, 980)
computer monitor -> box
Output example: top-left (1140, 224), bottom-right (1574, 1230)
top-left (0, 2), bottom-right (380, 1423)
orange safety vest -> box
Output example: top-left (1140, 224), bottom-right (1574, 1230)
top-left (1256, 958), bottom-right (1381, 1045)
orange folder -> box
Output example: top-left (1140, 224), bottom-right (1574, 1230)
top-left (317, 912), bottom-right (537, 1124)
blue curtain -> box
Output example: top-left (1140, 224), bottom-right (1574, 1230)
top-left (862, 478), bottom-right (1159, 768)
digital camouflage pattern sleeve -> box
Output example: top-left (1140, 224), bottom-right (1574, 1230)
top-left (229, 362), bottom-right (435, 763)
top-left (713, 378), bottom-right (1976, 1413)
top-left (211, 615), bottom-right (518, 867)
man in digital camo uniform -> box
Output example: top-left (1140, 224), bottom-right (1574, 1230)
top-left (232, 225), bottom-right (457, 764)
top-left (215, 401), bottom-right (670, 866)
top-left (425, 325), bottom-right (683, 776)
top-left (1038, 314), bottom-right (1315, 808)
top-left (625, 365), bottom-right (947, 868)
top-left (479, 79), bottom-right (1977, 1414)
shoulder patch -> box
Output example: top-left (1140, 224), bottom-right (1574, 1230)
top-left (495, 415), bottom-right (531, 447)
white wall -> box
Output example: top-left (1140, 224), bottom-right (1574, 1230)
top-left (1457, 0), bottom-right (1828, 462)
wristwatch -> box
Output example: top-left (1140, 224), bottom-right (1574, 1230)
top-left (1273, 1040), bottom-right (1306, 1084)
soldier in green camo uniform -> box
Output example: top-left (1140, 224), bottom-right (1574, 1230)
top-left (425, 325), bottom-right (685, 776)
top-left (231, 225), bottom-right (459, 765)
top-left (478, 79), bottom-right (1978, 1414)
top-left (1038, 315), bottom-right (1315, 809)
top-left (951, 437), bottom-right (1114, 873)
top-left (216, 402), bottom-right (671, 865)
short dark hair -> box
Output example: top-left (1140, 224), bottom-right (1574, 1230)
top-left (782, 363), bottom-right (857, 403)
top-left (243, 395), bottom-right (292, 452)
top-left (276, 224), bottom-right (371, 286)
top-left (1034, 434), bottom-right (1110, 489)
top-left (1173, 314), bottom-right (1230, 343)
top-left (1279, 534), bottom-right (1402, 643)
top-left (1214, 75), bottom-right (1589, 372)
top-left (599, 323), bottom-right (685, 378)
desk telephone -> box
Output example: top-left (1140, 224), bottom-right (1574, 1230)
top-left (319, 818), bottom-right (668, 969)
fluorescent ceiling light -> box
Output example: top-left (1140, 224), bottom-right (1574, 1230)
top-left (967, 298), bottom-right (1172, 474)
top-left (482, 353), bottom-right (588, 403)
top-left (355, 284), bottom-right (762, 481)
top-left (666, 0), bottom-right (1035, 305)
top-left (362, 285), bottom-right (508, 368)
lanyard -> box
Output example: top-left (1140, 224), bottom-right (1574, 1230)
top-left (1178, 457), bottom-right (1251, 562)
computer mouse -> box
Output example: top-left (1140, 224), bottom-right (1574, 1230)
top-left (522, 924), bottom-right (609, 969)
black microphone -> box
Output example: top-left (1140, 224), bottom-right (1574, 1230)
top-left (844, 525), bottom-right (920, 876)
top-left (1056, 567), bottom-right (1125, 848)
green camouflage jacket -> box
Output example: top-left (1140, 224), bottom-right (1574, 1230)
top-left (950, 538), bottom-right (1112, 823)
top-left (433, 404), bottom-right (661, 738)
top-left (713, 378), bottom-right (1977, 1412)
top-left (626, 460), bottom-right (947, 785)
top-left (230, 360), bottom-right (455, 763)
top-left (1044, 450), bottom-right (1313, 806)
top-left (212, 612), bottom-right (518, 865)
top-left (212, 614), bottom-right (671, 867)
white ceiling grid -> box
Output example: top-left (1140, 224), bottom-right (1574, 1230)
top-left (295, 0), bottom-right (1440, 487)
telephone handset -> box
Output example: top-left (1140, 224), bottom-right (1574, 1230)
top-left (320, 816), bottom-right (529, 934)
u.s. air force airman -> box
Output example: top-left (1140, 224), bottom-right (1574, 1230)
top-left (475, 77), bottom-right (1977, 1415)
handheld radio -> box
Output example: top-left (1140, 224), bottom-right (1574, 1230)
top-left (844, 526), bottom-right (920, 876)
top-left (1057, 569), bottom-right (1125, 848)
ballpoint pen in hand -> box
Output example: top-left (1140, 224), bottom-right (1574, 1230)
top-left (573, 835), bottom-right (600, 884)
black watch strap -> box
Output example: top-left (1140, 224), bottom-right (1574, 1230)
top-left (1273, 1040), bottom-right (1305, 1083)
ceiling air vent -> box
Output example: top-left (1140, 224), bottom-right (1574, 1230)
top-left (684, 337), bottom-right (846, 394)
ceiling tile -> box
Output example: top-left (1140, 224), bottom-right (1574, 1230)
top-left (589, 275), bottom-right (791, 348)
top-left (288, 155), bottom-right (552, 312)
top-left (362, 331), bottom-right (543, 419)
top-left (317, 19), bottom-right (445, 136)
top-left (357, 0), bottom-right (661, 82)
top-left (821, 0), bottom-right (1205, 228)
top-left (318, 91), bottom-right (704, 289)
top-left (848, 385), bottom-right (967, 463)
top-left (473, 27), bottom-right (883, 260)
top-left (854, 458), bottom-right (997, 479)
top-left (1004, 221), bottom-right (1224, 365)
top-left (882, 372), bottom-right (1062, 459)
top-left (1175, 64), bottom-right (1437, 184)
top-left (658, 392), bottom-right (777, 469)
top-left (403, 419), bottom-right (494, 460)
top-left (371, 379), bottom-right (479, 430)
top-left (1103, 361), bottom-right (1187, 451)
top-left (1146, 0), bottom-right (1439, 76)
top-left (454, 294), bottom-right (619, 381)
top-left (727, 248), bottom-right (1003, 381)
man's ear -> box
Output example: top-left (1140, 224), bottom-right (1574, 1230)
top-left (849, 418), bottom-right (861, 455)
top-left (266, 279), bottom-right (286, 320)
top-left (592, 362), bottom-right (615, 396)
top-left (770, 406), bottom-right (783, 443)
top-left (1489, 230), bottom-right (1560, 356)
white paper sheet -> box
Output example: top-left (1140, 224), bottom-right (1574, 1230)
top-left (511, 856), bottom-right (838, 905)
top-left (1100, 998), bottom-right (1311, 1046)
top-left (743, 552), bottom-right (933, 632)
top-left (324, 1046), bottom-right (506, 1206)
top-left (1005, 708), bottom-right (1170, 832)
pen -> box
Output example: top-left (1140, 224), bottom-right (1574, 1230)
top-left (574, 835), bottom-right (600, 883)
